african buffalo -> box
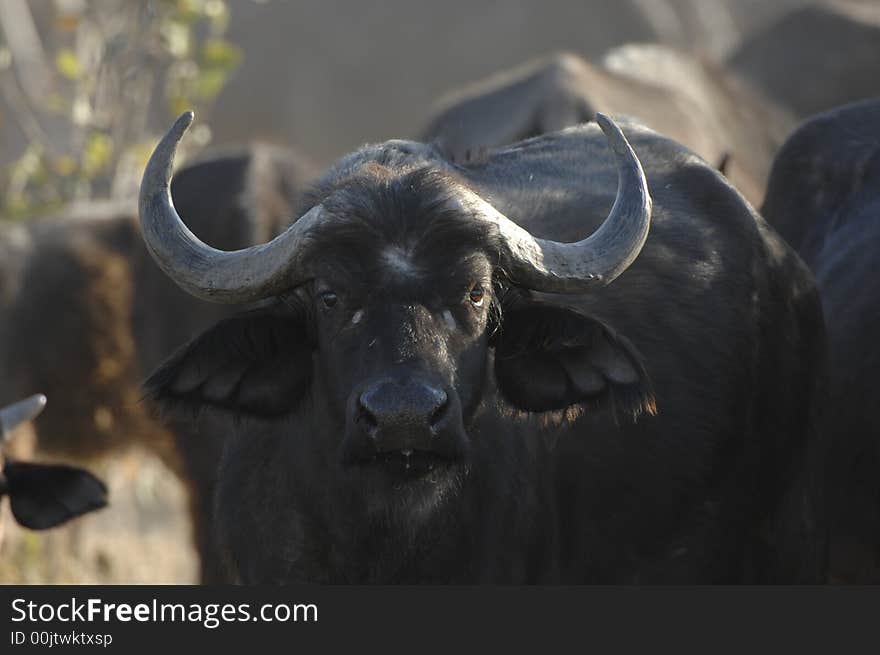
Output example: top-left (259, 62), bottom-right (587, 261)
top-left (0, 142), bottom-right (316, 582)
top-left (0, 395), bottom-right (106, 532)
top-left (728, 1), bottom-right (880, 118)
top-left (762, 98), bottom-right (880, 582)
top-left (421, 48), bottom-right (795, 206)
top-left (141, 111), bottom-right (826, 583)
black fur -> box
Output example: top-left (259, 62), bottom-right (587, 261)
top-left (145, 119), bottom-right (827, 583)
top-left (762, 99), bottom-right (880, 582)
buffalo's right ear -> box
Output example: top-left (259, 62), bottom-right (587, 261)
top-left (145, 307), bottom-right (313, 418)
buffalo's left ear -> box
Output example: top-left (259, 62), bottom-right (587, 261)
top-left (494, 300), bottom-right (655, 418)
top-left (3, 461), bottom-right (107, 530)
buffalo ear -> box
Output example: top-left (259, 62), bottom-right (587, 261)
top-left (494, 300), bottom-right (655, 418)
top-left (145, 308), bottom-right (313, 418)
top-left (4, 461), bottom-right (107, 530)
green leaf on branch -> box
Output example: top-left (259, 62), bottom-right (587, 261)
top-left (82, 133), bottom-right (114, 177)
top-left (55, 49), bottom-right (81, 80)
top-left (200, 38), bottom-right (241, 70)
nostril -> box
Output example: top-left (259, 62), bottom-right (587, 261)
top-left (429, 391), bottom-right (449, 428)
top-left (357, 397), bottom-right (379, 434)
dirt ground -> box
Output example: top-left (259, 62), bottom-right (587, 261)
top-left (0, 445), bottom-right (197, 584)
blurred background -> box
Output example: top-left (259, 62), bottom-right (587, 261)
top-left (0, 0), bottom-right (845, 216)
top-left (0, 0), bottom-right (876, 583)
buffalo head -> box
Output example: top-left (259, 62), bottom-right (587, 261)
top-left (141, 112), bottom-right (655, 499)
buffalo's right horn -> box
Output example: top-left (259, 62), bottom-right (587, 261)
top-left (139, 111), bottom-right (328, 303)
top-left (0, 394), bottom-right (47, 441)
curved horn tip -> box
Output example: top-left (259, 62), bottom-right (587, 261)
top-left (30, 394), bottom-right (48, 411)
top-left (594, 112), bottom-right (616, 133)
top-left (594, 113), bottom-right (630, 155)
top-left (12, 394), bottom-right (47, 416)
top-left (141, 111), bottom-right (195, 195)
top-left (159, 111), bottom-right (195, 150)
top-left (171, 110), bottom-right (195, 137)
top-left (0, 394), bottom-right (47, 434)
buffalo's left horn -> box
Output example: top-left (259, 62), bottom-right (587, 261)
top-left (459, 113), bottom-right (652, 292)
top-left (139, 111), bottom-right (329, 303)
top-left (0, 394), bottom-right (47, 441)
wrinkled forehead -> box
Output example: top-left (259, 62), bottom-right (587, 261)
top-left (309, 223), bottom-right (495, 296)
top-left (303, 165), bottom-right (498, 288)
top-left (376, 244), bottom-right (493, 291)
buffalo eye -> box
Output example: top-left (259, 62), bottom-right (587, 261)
top-left (319, 291), bottom-right (338, 309)
top-left (468, 285), bottom-right (485, 307)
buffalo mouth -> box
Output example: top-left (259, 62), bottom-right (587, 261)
top-left (353, 448), bottom-right (459, 480)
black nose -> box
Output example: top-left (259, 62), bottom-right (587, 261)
top-left (357, 379), bottom-right (448, 450)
